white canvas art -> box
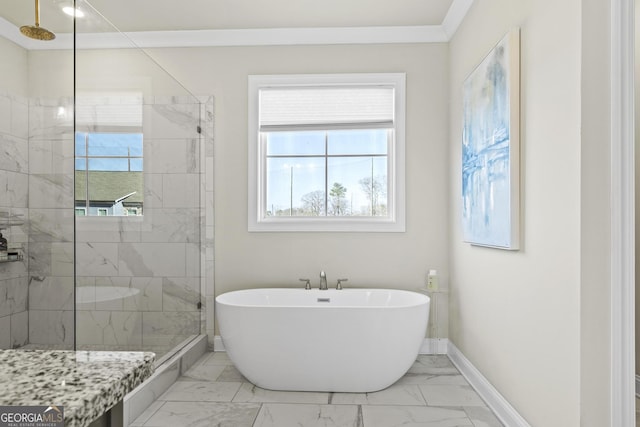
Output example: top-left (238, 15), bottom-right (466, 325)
top-left (462, 29), bottom-right (520, 249)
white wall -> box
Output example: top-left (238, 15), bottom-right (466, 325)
top-left (580, 0), bottom-right (614, 425)
top-left (448, 0), bottom-right (582, 426)
top-left (0, 37), bottom-right (28, 96)
top-left (145, 44), bottom-right (451, 330)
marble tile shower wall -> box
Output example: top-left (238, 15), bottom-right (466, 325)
top-left (71, 96), bottom-right (212, 357)
top-left (0, 89), bottom-right (29, 349)
top-left (22, 94), bottom-right (215, 357)
top-left (29, 95), bottom-right (85, 348)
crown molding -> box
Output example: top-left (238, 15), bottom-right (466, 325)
top-left (442, 0), bottom-right (474, 39)
top-left (1, 0), bottom-right (473, 50)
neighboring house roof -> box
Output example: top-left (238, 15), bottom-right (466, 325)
top-left (75, 171), bottom-right (144, 204)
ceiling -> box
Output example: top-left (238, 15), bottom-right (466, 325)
top-left (1, 0), bottom-right (456, 34)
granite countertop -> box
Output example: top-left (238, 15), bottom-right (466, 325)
top-left (0, 349), bottom-right (155, 427)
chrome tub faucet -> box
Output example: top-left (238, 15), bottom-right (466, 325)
top-left (299, 278), bottom-right (311, 290)
top-left (319, 270), bottom-right (327, 290)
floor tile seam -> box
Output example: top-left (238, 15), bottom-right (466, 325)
top-left (157, 379), bottom-right (244, 402)
top-left (416, 381), bottom-right (432, 406)
top-left (360, 403), bottom-right (470, 410)
top-left (250, 402), bottom-right (263, 427)
top-left (226, 380), bottom-right (244, 403)
top-left (358, 404), bottom-right (478, 426)
top-left (256, 402), bottom-right (361, 408)
top-left (356, 404), bottom-right (364, 427)
top-left (133, 400), bottom-right (165, 426)
top-left (321, 401), bottom-right (428, 406)
top-left (364, 405), bottom-right (481, 425)
top-left (461, 406), bottom-right (503, 427)
top-left (250, 403), bottom-right (364, 427)
top-left (418, 382), bottom-right (493, 408)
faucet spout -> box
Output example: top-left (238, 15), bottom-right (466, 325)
top-left (319, 270), bottom-right (327, 290)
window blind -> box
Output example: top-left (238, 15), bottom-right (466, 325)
top-left (75, 93), bottom-right (143, 127)
top-left (259, 86), bottom-right (395, 132)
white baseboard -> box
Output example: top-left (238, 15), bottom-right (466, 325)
top-left (447, 342), bottom-right (531, 427)
top-left (213, 335), bottom-right (225, 352)
top-left (419, 338), bottom-right (449, 354)
top-left (213, 336), bottom-right (448, 355)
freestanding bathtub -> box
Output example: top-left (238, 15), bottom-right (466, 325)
top-left (216, 288), bottom-right (430, 392)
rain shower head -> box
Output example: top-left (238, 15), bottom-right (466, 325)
top-left (20, 0), bottom-right (56, 41)
top-left (20, 25), bottom-right (56, 41)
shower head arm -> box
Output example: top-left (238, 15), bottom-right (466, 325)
top-left (34, 0), bottom-right (41, 28)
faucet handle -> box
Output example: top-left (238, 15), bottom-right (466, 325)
top-left (336, 278), bottom-right (348, 290)
top-left (299, 278), bottom-right (311, 290)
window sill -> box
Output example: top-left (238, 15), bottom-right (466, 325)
top-left (248, 217), bottom-right (405, 233)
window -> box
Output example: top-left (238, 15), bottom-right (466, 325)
top-left (248, 73), bottom-right (405, 232)
top-left (75, 132), bottom-right (144, 216)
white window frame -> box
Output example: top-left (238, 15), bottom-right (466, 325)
top-left (248, 73), bottom-right (406, 232)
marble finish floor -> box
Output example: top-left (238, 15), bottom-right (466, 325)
top-left (131, 352), bottom-right (503, 427)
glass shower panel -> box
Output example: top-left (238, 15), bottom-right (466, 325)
top-left (0, 4), bottom-right (75, 350)
top-left (73, 1), bottom-right (202, 360)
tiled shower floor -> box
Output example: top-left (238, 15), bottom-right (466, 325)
top-left (131, 352), bottom-right (504, 427)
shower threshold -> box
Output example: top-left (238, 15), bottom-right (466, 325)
top-left (17, 334), bottom-right (202, 368)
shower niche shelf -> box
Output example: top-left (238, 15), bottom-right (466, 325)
top-left (0, 212), bottom-right (24, 229)
top-left (0, 253), bottom-right (23, 263)
top-left (0, 212), bottom-right (25, 263)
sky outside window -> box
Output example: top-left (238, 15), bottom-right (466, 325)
top-left (265, 129), bottom-right (388, 217)
top-left (75, 133), bottom-right (143, 171)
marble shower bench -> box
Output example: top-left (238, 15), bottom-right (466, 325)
top-left (0, 349), bottom-right (155, 427)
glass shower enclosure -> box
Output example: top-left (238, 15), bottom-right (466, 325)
top-left (0, 0), bottom-right (207, 364)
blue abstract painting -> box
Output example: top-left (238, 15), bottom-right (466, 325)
top-left (462, 30), bottom-right (520, 249)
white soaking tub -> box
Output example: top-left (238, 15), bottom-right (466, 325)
top-left (216, 288), bottom-right (430, 392)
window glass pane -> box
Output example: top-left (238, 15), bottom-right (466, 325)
top-left (264, 132), bottom-right (389, 218)
top-left (329, 156), bottom-right (387, 216)
top-left (327, 129), bottom-right (388, 155)
top-left (75, 133), bottom-right (86, 156)
top-left (266, 157), bottom-right (325, 216)
top-left (130, 159), bottom-right (143, 171)
top-left (266, 131), bottom-right (325, 156)
top-left (88, 158), bottom-right (130, 171)
top-left (75, 159), bottom-right (86, 170)
top-left (87, 133), bottom-right (143, 156)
